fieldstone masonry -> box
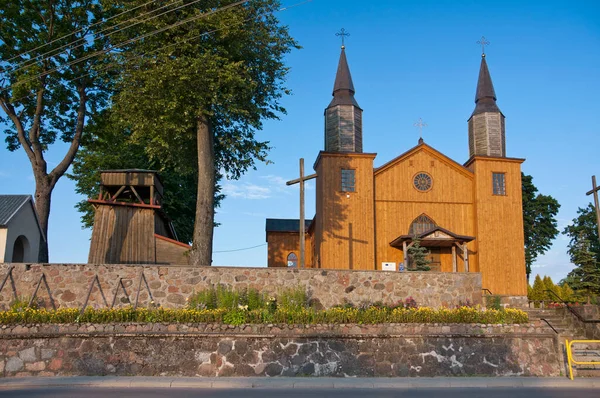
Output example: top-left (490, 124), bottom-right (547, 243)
top-left (0, 263), bottom-right (483, 309)
top-left (0, 323), bottom-right (560, 377)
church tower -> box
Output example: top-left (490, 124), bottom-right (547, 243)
top-left (324, 45), bottom-right (363, 152)
top-left (467, 53), bottom-right (505, 158)
top-left (313, 42), bottom-right (375, 270)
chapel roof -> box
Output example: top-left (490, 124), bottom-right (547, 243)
top-left (0, 195), bottom-right (32, 226)
top-left (266, 218), bottom-right (312, 233)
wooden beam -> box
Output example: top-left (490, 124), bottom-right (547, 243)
top-left (286, 173), bottom-right (317, 186)
top-left (403, 241), bottom-right (408, 269)
top-left (299, 158), bottom-right (305, 269)
top-left (463, 243), bottom-right (469, 272)
top-left (150, 185), bottom-right (155, 206)
top-left (111, 185), bottom-right (126, 201)
top-left (452, 245), bottom-right (457, 272)
top-left (130, 186), bottom-right (144, 204)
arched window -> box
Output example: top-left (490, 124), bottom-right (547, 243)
top-left (409, 214), bottom-right (437, 236)
top-left (12, 235), bottom-right (30, 263)
top-left (287, 253), bottom-right (298, 267)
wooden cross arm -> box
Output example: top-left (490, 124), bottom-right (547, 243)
top-left (286, 173), bottom-right (317, 186)
top-left (586, 187), bottom-right (600, 196)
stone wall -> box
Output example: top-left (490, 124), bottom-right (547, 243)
top-left (0, 263), bottom-right (483, 309)
top-left (0, 322), bottom-right (560, 377)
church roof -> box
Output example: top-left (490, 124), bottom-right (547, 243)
top-left (266, 218), bottom-right (312, 233)
top-left (374, 140), bottom-right (474, 179)
top-left (327, 47), bottom-right (361, 109)
top-left (471, 55), bottom-right (502, 116)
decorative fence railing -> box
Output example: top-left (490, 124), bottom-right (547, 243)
top-left (0, 266), bottom-right (155, 313)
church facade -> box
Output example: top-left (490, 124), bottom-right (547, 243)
top-left (266, 46), bottom-right (527, 298)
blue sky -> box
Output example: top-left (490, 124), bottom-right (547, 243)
top-left (1, 0), bottom-right (599, 284)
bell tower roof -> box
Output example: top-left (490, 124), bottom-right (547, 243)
top-left (472, 55), bottom-right (501, 116)
top-left (328, 47), bottom-right (361, 109)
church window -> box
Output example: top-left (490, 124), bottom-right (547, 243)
top-left (287, 253), bottom-right (298, 267)
top-left (492, 173), bottom-right (506, 195)
top-left (409, 214), bottom-right (437, 236)
top-left (341, 169), bottom-right (355, 192)
top-left (413, 172), bottom-right (432, 192)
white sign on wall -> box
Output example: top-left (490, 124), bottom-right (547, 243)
top-left (381, 262), bottom-right (396, 271)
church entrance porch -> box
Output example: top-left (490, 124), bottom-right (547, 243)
top-left (390, 227), bottom-right (475, 272)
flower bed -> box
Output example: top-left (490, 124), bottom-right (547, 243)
top-left (0, 306), bottom-right (528, 325)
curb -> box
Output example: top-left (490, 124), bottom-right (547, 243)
top-left (0, 376), bottom-right (599, 389)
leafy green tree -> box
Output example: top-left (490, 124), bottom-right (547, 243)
top-left (564, 234), bottom-right (600, 295)
top-left (542, 275), bottom-right (560, 301)
top-left (563, 203), bottom-right (600, 263)
top-left (407, 238), bottom-right (431, 271)
top-left (107, 0), bottom-right (298, 265)
top-left (522, 173), bottom-right (560, 282)
top-left (0, 0), bottom-right (116, 261)
top-left (559, 283), bottom-right (574, 302)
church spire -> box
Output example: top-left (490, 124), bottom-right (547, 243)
top-left (472, 55), bottom-right (501, 115)
top-left (468, 39), bottom-right (506, 158)
top-left (324, 30), bottom-right (363, 153)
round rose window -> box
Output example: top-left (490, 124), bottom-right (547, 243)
top-left (413, 172), bottom-right (432, 191)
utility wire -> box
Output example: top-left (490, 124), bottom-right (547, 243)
top-left (4, 0), bottom-right (249, 91)
top-left (2, 0), bottom-right (311, 104)
top-left (214, 243), bottom-right (266, 253)
top-left (8, 0), bottom-right (211, 75)
top-left (4, 0), bottom-right (165, 64)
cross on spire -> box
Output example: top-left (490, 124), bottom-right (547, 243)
top-left (414, 117), bottom-right (427, 141)
top-left (336, 28), bottom-right (350, 48)
top-left (477, 36), bottom-right (490, 57)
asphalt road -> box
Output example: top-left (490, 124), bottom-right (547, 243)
top-left (1, 388), bottom-right (599, 398)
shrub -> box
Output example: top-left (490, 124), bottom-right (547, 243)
top-left (485, 295), bottom-right (502, 310)
top-left (277, 286), bottom-right (308, 312)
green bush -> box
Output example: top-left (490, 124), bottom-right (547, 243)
top-left (277, 286), bottom-right (308, 312)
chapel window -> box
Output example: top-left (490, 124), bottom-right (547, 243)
top-left (287, 253), bottom-right (298, 267)
top-left (492, 173), bottom-right (506, 195)
top-left (409, 214), bottom-right (437, 236)
top-left (341, 169), bottom-right (355, 192)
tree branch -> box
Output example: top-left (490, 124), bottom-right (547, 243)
top-left (0, 96), bottom-right (36, 163)
top-left (48, 85), bottom-right (87, 187)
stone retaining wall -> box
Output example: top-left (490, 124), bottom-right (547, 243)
top-left (0, 322), bottom-right (560, 377)
top-left (0, 263), bottom-right (484, 309)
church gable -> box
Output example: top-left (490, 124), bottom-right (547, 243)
top-left (373, 143), bottom-right (474, 204)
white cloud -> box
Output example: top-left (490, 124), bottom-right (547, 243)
top-left (222, 182), bottom-right (271, 200)
top-left (0, 170), bottom-right (9, 178)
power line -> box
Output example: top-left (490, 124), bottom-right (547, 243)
top-left (1, 0), bottom-right (312, 104)
top-left (4, 0), bottom-right (165, 64)
top-left (4, 0), bottom-right (249, 91)
top-left (8, 0), bottom-right (210, 75)
top-left (214, 243), bottom-right (266, 253)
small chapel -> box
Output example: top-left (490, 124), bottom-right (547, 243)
top-left (265, 43), bottom-right (528, 298)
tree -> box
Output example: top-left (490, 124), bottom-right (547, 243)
top-left (559, 283), bottom-right (574, 302)
top-left (0, 0), bottom-right (115, 261)
top-left (563, 234), bottom-right (600, 296)
top-left (542, 275), bottom-right (559, 301)
top-left (563, 203), bottom-right (600, 263)
top-left (407, 238), bottom-right (431, 271)
top-left (107, 0), bottom-right (298, 265)
top-left (522, 173), bottom-right (560, 282)
top-left (530, 274), bottom-right (545, 302)
top-left (69, 109), bottom-right (224, 243)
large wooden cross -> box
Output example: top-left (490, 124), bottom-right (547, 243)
top-left (286, 158), bottom-right (317, 268)
top-left (585, 175), bottom-right (600, 245)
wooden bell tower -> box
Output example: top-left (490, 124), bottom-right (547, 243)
top-left (87, 169), bottom-right (187, 265)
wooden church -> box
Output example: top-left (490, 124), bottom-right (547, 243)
top-left (266, 45), bottom-right (527, 299)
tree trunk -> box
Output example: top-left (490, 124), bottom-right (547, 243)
top-left (34, 180), bottom-right (52, 263)
top-left (189, 115), bottom-right (215, 266)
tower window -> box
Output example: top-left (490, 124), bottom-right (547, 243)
top-left (287, 253), bottom-right (298, 267)
top-left (341, 169), bottom-right (355, 192)
top-left (492, 173), bottom-right (506, 195)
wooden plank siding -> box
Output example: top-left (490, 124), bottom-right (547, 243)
top-left (101, 171), bottom-right (164, 196)
top-left (314, 152), bottom-right (376, 270)
top-left (374, 146), bottom-right (476, 271)
top-left (155, 235), bottom-right (189, 265)
top-left (466, 156), bottom-right (527, 296)
top-left (88, 205), bottom-right (156, 264)
top-left (267, 232), bottom-right (313, 268)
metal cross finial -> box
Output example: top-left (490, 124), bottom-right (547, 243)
top-left (477, 36), bottom-right (490, 57)
top-left (414, 118), bottom-right (427, 139)
top-left (336, 28), bottom-right (350, 48)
